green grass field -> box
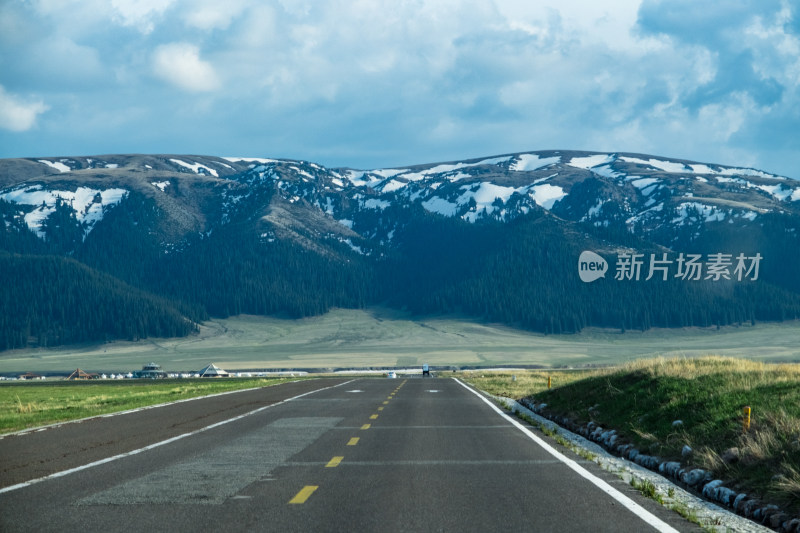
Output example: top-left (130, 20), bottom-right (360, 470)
top-left (0, 308), bottom-right (798, 374)
top-left (0, 377), bottom-right (306, 434)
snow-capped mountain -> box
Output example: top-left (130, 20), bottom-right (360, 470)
top-left (1, 150), bottom-right (799, 349)
top-left (1, 150), bottom-right (798, 253)
top-left (234, 150), bottom-right (799, 250)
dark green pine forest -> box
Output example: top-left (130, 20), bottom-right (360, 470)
top-left (384, 210), bottom-right (800, 334)
top-left (0, 253), bottom-right (194, 350)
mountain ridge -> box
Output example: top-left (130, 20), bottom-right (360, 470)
top-left (1, 150), bottom-right (798, 350)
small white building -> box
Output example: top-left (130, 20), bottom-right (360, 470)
top-left (197, 363), bottom-right (229, 378)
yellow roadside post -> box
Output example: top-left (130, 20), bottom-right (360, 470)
top-left (743, 406), bottom-right (751, 433)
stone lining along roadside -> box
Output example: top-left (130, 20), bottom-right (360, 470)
top-left (496, 395), bottom-right (796, 533)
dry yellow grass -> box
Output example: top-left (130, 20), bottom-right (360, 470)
top-left (620, 355), bottom-right (800, 380)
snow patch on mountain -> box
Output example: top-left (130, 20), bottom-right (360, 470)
top-left (719, 167), bottom-right (781, 180)
top-left (370, 168), bottom-right (409, 179)
top-left (531, 184), bottom-right (567, 209)
top-left (223, 157), bottom-right (281, 165)
top-left (38, 160), bottom-right (71, 173)
top-left (422, 197), bottom-right (458, 217)
top-left (510, 154), bottom-right (561, 171)
top-left (419, 180), bottom-right (567, 222)
top-left (345, 171), bottom-right (383, 188)
top-left (673, 202), bottom-right (726, 224)
top-left (626, 202), bottom-right (665, 227)
top-left (380, 180), bottom-right (407, 193)
top-left (582, 199), bottom-right (608, 224)
top-left (463, 182), bottom-right (517, 206)
top-left (631, 178), bottom-right (659, 190)
top-left (0, 185), bottom-right (128, 239)
top-left (169, 158), bottom-right (219, 177)
top-left (755, 183), bottom-right (796, 202)
top-left (689, 164), bottom-right (715, 174)
top-left (340, 238), bottom-right (363, 254)
top-left (534, 173), bottom-right (559, 184)
top-left (362, 198), bottom-right (391, 210)
top-left (343, 157), bottom-right (514, 193)
top-left (568, 154), bottom-right (615, 169)
top-left (620, 156), bottom-right (689, 173)
top-left (715, 176), bottom-right (748, 186)
top-left (446, 172), bottom-right (472, 182)
top-left (399, 157), bottom-right (510, 183)
top-left (591, 164), bottom-right (623, 179)
top-left (713, 175), bottom-right (799, 201)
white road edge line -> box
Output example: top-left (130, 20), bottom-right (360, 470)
top-left (0, 379), bottom-right (356, 495)
top-left (454, 378), bottom-right (679, 533)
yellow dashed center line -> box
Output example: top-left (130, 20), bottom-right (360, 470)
top-left (290, 380), bottom-right (416, 507)
top-left (326, 456), bottom-right (344, 468)
top-left (289, 485), bottom-right (318, 504)
top-left (291, 381), bottom-right (414, 508)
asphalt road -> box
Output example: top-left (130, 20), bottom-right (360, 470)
top-left (0, 377), bottom-right (699, 532)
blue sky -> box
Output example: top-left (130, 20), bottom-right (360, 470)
top-left (1, 0), bottom-right (798, 178)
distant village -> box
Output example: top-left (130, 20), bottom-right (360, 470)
top-left (4, 362), bottom-right (305, 381)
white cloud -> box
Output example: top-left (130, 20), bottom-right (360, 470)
top-left (183, 0), bottom-right (251, 30)
top-left (111, 0), bottom-right (175, 34)
top-left (28, 0), bottom-right (171, 34)
top-left (697, 96), bottom-right (752, 143)
top-left (228, 4), bottom-right (277, 48)
top-left (152, 42), bottom-right (220, 92)
top-left (0, 86), bottom-right (49, 132)
top-left (3, 0), bottom-right (799, 179)
top-left (494, 0), bottom-right (646, 51)
top-left (745, 3), bottom-right (800, 86)
top-left (277, 0), bottom-right (312, 18)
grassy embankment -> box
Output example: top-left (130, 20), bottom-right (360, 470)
top-left (460, 356), bottom-right (800, 514)
top-left (0, 377), bottom-right (305, 434)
